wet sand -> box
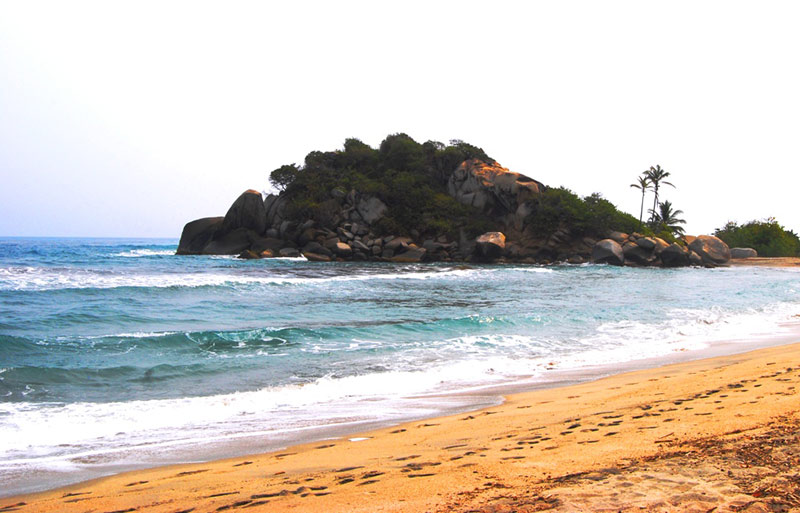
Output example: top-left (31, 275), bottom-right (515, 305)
top-left (730, 256), bottom-right (800, 268)
top-left (5, 341), bottom-right (800, 512)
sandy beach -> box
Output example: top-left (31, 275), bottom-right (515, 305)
top-left (4, 338), bottom-right (799, 513)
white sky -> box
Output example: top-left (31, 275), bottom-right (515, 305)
top-left (1, 0), bottom-right (798, 238)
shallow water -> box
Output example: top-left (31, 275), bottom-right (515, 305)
top-left (1, 237), bottom-right (799, 496)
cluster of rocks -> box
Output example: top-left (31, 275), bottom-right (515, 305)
top-left (177, 158), bottom-right (751, 269)
top-left (592, 232), bottom-right (732, 268)
top-left (177, 189), bottom-right (466, 263)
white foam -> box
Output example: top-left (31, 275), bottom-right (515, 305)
top-left (112, 249), bottom-right (175, 257)
top-left (0, 266), bottom-right (486, 291)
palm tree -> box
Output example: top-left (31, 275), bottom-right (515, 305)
top-left (630, 174), bottom-right (651, 229)
top-left (650, 200), bottom-right (686, 236)
top-left (644, 165), bottom-right (674, 223)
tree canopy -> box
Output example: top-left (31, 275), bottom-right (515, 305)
top-left (714, 218), bottom-right (800, 257)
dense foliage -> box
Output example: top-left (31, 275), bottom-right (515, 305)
top-left (714, 218), bottom-right (800, 257)
top-left (526, 188), bottom-right (641, 237)
top-left (270, 134), bottom-right (640, 239)
top-left (270, 134), bottom-right (495, 237)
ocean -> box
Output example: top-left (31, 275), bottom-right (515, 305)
top-left (1, 237), bottom-right (799, 496)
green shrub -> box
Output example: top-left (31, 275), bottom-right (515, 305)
top-left (714, 218), bottom-right (800, 257)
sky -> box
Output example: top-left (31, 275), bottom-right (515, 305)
top-left (1, 0), bottom-right (798, 238)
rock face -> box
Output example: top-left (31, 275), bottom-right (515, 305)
top-left (475, 232), bottom-right (506, 260)
top-left (688, 235), bottom-right (731, 267)
top-left (592, 239), bottom-right (624, 266)
top-left (447, 160), bottom-right (543, 226)
top-left (222, 190), bottom-right (266, 235)
top-left (356, 196), bottom-right (388, 225)
top-left (731, 247), bottom-right (758, 259)
top-left (177, 217), bottom-right (223, 255)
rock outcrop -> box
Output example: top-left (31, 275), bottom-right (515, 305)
top-left (730, 247), bottom-right (758, 259)
top-left (177, 217), bottom-right (223, 255)
top-left (592, 239), bottom-right (625, 266)
top-left (591, 233), bottom-right (730, 268)
top-left (447, 159), bottom-right (544, 228)
top-left (222, 190), bottom-right (267, 235)
top-left (475, 232), bottom-right (506, 260)
top-left (689, 235), bottom-right (731, 267)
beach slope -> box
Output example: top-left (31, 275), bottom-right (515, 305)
top-left (5, 342), bottom-right (800, 512)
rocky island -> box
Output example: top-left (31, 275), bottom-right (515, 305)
top-left (178, 134), bottom-right (731, 267)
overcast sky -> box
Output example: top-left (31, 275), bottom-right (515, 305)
top-left (1, 1), bottom-right (798, 238)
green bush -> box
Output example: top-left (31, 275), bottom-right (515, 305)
top-left (714, 218), bottom-right (800, 257)
top-left (525, 188), bottom-right (639, 238)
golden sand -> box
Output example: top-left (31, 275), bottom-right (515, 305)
top-left (5, 341), bottom-right (800, 513)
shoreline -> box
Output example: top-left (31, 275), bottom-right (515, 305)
top-left (7, 339), bottom-right (800, 512)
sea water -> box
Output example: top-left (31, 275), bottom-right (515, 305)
top-left (1, 237), bottom-right (799, 496)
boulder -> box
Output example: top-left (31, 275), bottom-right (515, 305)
top-left (356, 196), bottom-right (388, 225)
top-left (222, 190), bottom-right (266, 235)
top-left (264, 194), bottom-right (288, 229)
top-left (653, 237), bottom-right (670, 255)
top-left (333, 242), bottom-right (353, 256)
top-left (689, 250), bottom-right (704, 266)
top-left (447, 159), bottom-right (543, 217)
top-left (303, 252), bottom-right (331, 262)
top-left (592, 239), bottom-right (624, 266)
top-left (688, 235), bottom-right (731, 266)
top-left (385, 237), bottom-right (413, 252)
top-left (608, 231), bottom-right (628, 244)
top-left (302, 241), bottom-right (332, 257)
top-left (635, 237), bottom-right (657, 250)
top-left (390, 247), bottom-right (427, 263)
top-left (660, 243), bottom-right (690, 267)
top-left (731, 247), bottom-right (758, 259)
top-left (475, 232), bottom-right (506, 259)
top-left (250, 237), bottom-right (285, 254)
top-left (177, 217), bottom-right (224, 255)
top-left (237, 249), bottom-right (261, 260)
top-left (279, 247), bottom-right (301, 258)
top-left (622, 241), bottom-right (654, 265)
top-left (202, 227), bottom-right (254, 255)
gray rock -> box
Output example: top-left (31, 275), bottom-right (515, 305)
top-left (333, 242), bottom-right (352, 256)
top-left (302, 241), bottom-right (332, 257)
top-left (608, 231), bottom-right (628, 244)
top-left (221, 190), bottom-right (266, 235)
top-left (303, 252), bottom-right (331, 262)
top-left (250, 237), bottom-right (285, 254)
top-left (689, 250), bottom-right (704, 266)
top-left (660, 243), bottom-right (690, 267)
top-left (203, 227), bottom-right (254, 255)
top-left (390, 247), bottom-right (427, 263)
top-left (635, 237), bottom-right (657, 250)
top-left (622, 241), bottom-right (654, 265)
top-left (731, 247), bottom-right (758, 259)
top-left (689, 235), bottom-right (731, 266)
top-left (381, 248), bottom-right (394, 259)
top-left (237, 249), bottom-right (261, 260)
top-left (279, 247), bottom-right (300, 258)
top-left (177, 217), bottom-right (224, 255)
top-left (475, 232), bottom-right (506, 259)
top-left (351, 240), bottom-right (370, 252)
top-left (356, 196), bottom-right (388, 225)
top-left (447, 159), bottom-right (543, 218)
top-left (385, 237), bottom-right (413, 252)
top-left (592, 239), bottom-right (624, 266)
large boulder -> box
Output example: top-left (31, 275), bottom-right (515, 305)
top-left (622, 241), bottom-right (654, 265)
top-left (390, 247), bottom-right (427, 263)
top-left (447, 159), bottom-right (543, 218)
top-left (356, 196), bottom-right (388, 225)
top-left (202, 227), bottom-right (254, 255)
top-left (592, 239), bottom-right (624, 266)
top-left (475, 232), bottom-right (506, 259)
top-left (688, 235), bottom-right (731, 267)
top-left (659, 243), bottom-right (690, 267)
top-left (731, 247), bottom-right (758, 259)
top-left (221, 190), bottom-right (267, 235)
top-left (177, 217), bottom-right (223, 255)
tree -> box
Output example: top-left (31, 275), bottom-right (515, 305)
top-left (269, 164), bottom-right (301, 192)
top-left (630, 174), bottom-right (651, 229)
top-left (644, 165), bottom-right (674, 224)
top-left (650, 200), bottom-right (686, 236)
top-left (714, 218), bottom-right (800, 257)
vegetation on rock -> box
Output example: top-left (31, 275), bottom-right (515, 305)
top-left (714, 218), bottom-right (800, 257)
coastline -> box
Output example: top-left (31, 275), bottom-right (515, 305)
top-left (7, 339), bottom-right (800, 512)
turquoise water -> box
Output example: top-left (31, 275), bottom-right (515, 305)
top-left (1, 237), bottom-right (799, 495)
